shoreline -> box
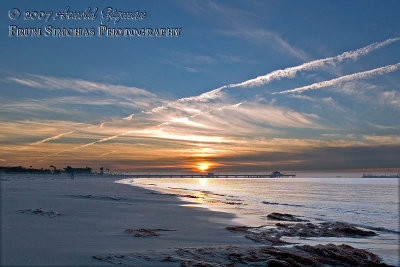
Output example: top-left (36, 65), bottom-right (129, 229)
top-left (1, 174), bottom-right (253, 266)
top-left (121, 177), bottom-right (399, 266)
top-left (1, 174), bottom-right (396, 266)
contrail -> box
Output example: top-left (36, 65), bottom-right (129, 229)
top-left (36, 38), bottom-right (399, 159)
top-left (30, 131), bottom-right (74, 145)
top-left (231, 37), bottom-right (399, 88)
top-left (1, 130), bottom-right (75, 151)
top-left (158, 38), bottom-right (399, 105)
top-left (98, 151), bottom-right (116, 157)
top-left (38, 131), bottom-right (132, 161)
top-left (176, 86), bottom-right (226, 103)
top-left (77, 132), bottom-right (132, 149)
top-left (275, 62), bottom-right (400, 94)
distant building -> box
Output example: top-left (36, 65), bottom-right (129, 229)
top-left (271, 171), bottom-right (283, 178)
top-left (64, 166), bottom-right (92, 175)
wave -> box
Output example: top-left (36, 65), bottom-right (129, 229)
top-left (355, 224), bottom-right (400, 235)
top-left (261, 201), bottom-right (305, 208)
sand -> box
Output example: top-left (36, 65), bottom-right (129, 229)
top-left (0, 174), bottom-right (253, 266)
top-left (1, 174), bottom-right (395, 266)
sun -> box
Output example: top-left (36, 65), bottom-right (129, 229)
top-left (195, 162), bottom-right (211, 172)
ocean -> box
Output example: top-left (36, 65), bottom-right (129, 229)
top-left (118, 176), bottom-right (399, 265)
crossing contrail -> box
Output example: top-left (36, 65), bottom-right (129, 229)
top-left (275, 62), bottom-right (400, 94)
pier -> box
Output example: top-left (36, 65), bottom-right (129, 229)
top-left (127, 171), bottom-right (296, 178)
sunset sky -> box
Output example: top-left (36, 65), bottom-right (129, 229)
top-left (1, 0), bottom-right (400, 172)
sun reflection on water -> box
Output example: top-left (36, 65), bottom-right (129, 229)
top-left (198, 178), bottom-right (208, 186)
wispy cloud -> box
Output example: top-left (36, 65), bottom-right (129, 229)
top-left (3, 35), bottom-right (399, 170)
top-left (6, 74), bottom-right (157, 98)
top-left (3, 75), bottom-right (165, 121)
top-left (178, 0), bottom-right (308, 60)
top-left (22, 39), bottom-right (398, 160)
top-left (379, 91), bottom-right (400, 108)
top-left (275, 62), bottom-right (400, 94)
top-left (221, 28), bottom-right (308, 60)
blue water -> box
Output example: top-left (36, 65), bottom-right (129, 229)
top-left (118, 177), bottom-right (399, 265)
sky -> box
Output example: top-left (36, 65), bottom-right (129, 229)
top-left (1, 0), bottom-right (400, 173)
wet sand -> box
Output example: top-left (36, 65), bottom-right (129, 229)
top-left (0, 174), bottom-right (252, 266)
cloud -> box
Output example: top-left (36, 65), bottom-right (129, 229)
top-left (36, 130), bottom-right (132, 161)
top-left (276, 62), bottom-right (400, 94)
top-left (123, 114), bottom-right (135, 120)
top-left (221, 28), bottom-right (308, 60)
top-left (197, 103), bottom-right (321, 130)
top-left (379, 91), bottom-right (400, 108)
top-left (154, 38), bottom-right (399, 106)
top-left (6, 74), bottom-right (157, 98)
top-left (211, 145), bottom-right (400, 171)
top-left (182, 66), bottom-right (199, 73)
top-left (361, 135), bottom-right (400, 145)
top-left (3, 36), bottom-right (399, 170)
top-left (177, 86), bottom-right (226, 103)
top-left (27, 98), bottom-right (323, 161)
top-left (2, 75), bottom-right (166, 121)
top-left (178, 0), bottom-right (308, 60)
top-left (76, 131), bottom-right (132, 149)
top-left (6, 77), bottom-right (42, 88)
top-left (233, 37), bottom-right (399, 88)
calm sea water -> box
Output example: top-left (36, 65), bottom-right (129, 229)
top-left (118, 177), bottom-right (399, 265)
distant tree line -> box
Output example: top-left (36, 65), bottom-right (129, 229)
top-left (0, 165), bottom-right (108, 175)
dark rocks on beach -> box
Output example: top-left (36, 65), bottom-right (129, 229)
top-left (227, 221), bottom-right (377, 245)
top-left (69, 194), bottom-right (126, 201)
top-left (227, 225), bottom-right (287, 245)
top-left (178, 194), bottom-right (203, 199)
top-left (93, 243), bottom-right (392, 266)
top-left (266, 212), bottom-right (308, 222)
top-left (222, 201), bottom-right (245, 205)
top-left (124, 228), bottom-right (175, 237)
top-left (18, 208), bottom-right (61, 218)
top-left (297, 244), bottom-right (389, 266)
top-left (274, 221), bottom-right (377, 238)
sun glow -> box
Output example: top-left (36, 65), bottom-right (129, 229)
top-left (198, 178), bottom-right (208, 186)
top-left (195, 162), bottom-right (211, 172)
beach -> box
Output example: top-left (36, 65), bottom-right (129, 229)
top-left (0, 174), bottom-right (252, 266)
top-left (1, 174), bottom-right (398, 266)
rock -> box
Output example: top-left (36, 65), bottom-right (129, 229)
top-left (70, 194), bottom-right (126, 201)
top-left (226, 226), bottom-right (253, 232)
top-left (275, 221), bottom-right (377, 238)
top-left (18, 208), bottom-right (61, 218)
top-left (223, 201), bottom-right (244, 205)
top-left (227, 221), bottom-right (377, 245)
top-left (266, 212), bottom-right (308, 222)
top-left (298, 244), bottom-right (389, 266)
top-left (124, 228), bottom-right (175, 237)
top-left (266, 258), bottom-right (292, 267)
top-left (324, 223), bottom-right (376, 236)
top-left (245, 231), bottom-right (288, 245)
top-left (93, 244), bottom-right (393, 266)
